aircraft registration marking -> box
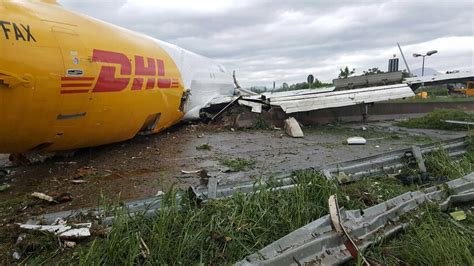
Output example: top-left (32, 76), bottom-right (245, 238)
top-left (0, 20), bottom-right (36, 42)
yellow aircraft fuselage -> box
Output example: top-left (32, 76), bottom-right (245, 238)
top-left (0, 0), bottom-right (186, 153)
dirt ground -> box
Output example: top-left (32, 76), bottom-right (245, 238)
top-left (0, 121), bottom-right (466, 221)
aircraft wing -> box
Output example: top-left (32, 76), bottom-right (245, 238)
top-left (205, 84), bottom-right (414, 115)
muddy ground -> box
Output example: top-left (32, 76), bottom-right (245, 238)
top-left (0, 121), bottom-right (466, 221)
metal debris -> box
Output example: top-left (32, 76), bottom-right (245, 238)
top-left (442, 120), bottom-right (474, 126)
top-left (64, 241), bottom-right (77, 248)
top-left (31, 192), bottom-right (54, 202)
top-left (346, 136), bottom-right (366, 145)
top-left (248, 84), bottom-right (414, 114)
top-left (71, 180), bottom-right (87, 184)
top-left (328, 195), bottom-right (370, 265)
top-left (18, 223), bottom-right (92, 239)
top-left (237, 173), bottom-right (474, 265)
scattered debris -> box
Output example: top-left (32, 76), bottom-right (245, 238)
top-left (54, 193), bottom-right (73, 204)
top-left (71, 180), bottom-right (87, 184)
top-left (18, 223), bottom-right (92, 239)
top-left (181, 169), bottom-right (201, 174)
top-left (196, 143), bottom-right (212, 151)
top-left (64, 241), bottom-right (77, 248)
top-left (411, 145), bottom-right (427, 173)
top-left (284, 117), bottom-right (304, 138)
top-left (181, 169), bottom-right (209, 178)
top-left (12, 251), bottom-right (21, 261)
top-left (0, 168), bottom-right (10, 177)
top-left (31, 192), bottom-right (54, 202)
top-left (74, 166), bottom-right (97, 179)
top-left (138, 236), bottom-right (150, 259)
top-left (55, 161), bottom-right (77, 165)
top-left (442, 120), bottom-right (474, 126)
top-left (323, 137), bottom-right (468, 183)
top-left (0, 184), bottom-right (10, 192)
top-left (450, 210), bottom-right (467, 221)
top-left (208, 178), bottom-right (218, 199)
top-left (155, 191), bottom-right (165, 197)
top-left (31, 192), bottom-right (73, 204)
top-left (30, 137), bottom-right (469, 226)
top-left (346, 136), bottom-right (367, 145)
top-left (219, 167), bottom-right (232, 173)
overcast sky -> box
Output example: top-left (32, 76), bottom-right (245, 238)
top-left (60, 0), bottom-right (474, 88)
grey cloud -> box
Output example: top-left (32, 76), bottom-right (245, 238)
top-left (60, 0), bottom-right (474, 87)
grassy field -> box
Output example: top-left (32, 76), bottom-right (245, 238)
top-left (6, 143), bottom-right (474, 265)
top-left (396, 109), bottom-right (474, 130)
top-left (365, 204), bottom-right (474, 265)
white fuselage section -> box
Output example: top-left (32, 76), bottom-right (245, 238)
top-left (156, 40), bottom-right (236, 120)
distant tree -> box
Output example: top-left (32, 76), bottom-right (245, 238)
top-left (282, 82), bottom-right (289, 90)
top-left (362, 67), bottom-right (384, 76)
top-left (250, 86), bottom-right (268, 93)
top-left (338, 66), bottom-right (356, 79)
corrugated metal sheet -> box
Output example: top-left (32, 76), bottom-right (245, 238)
top-left (264, 84), bottom-right (414, 114)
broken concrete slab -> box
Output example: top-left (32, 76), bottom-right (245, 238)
top-left (284, 117), bottom-right (304, 138)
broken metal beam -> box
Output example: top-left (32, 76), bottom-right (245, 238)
top-left (237, 173), bottom-right (474, 266)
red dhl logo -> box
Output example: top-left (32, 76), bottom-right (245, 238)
top-left (60, 49), bottom-right (180, 94)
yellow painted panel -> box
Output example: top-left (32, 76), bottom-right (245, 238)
top-left (0, 1), bottom-right (185, 153)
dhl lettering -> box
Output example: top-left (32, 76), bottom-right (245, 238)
top-left (88, 49), bottom-right (178, 93)
top-left (0, 20), bottom-right (36, 42)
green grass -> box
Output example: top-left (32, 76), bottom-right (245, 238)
top-left (365, 205), bottom-right (474, 265)
top-left (339, 176), bottom-right (417, 210)
top-left (252, 115), bottom-right (270, 130)
top-left (396, 109), bottom-right (474, 130)
top-left (72, 171), bottom-right (337, 265)
top-left (219, 158), bottom-right (256, 171)
top-left (424, 148), bottom-right (474, 179)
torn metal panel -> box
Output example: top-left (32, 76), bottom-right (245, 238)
top-left (267, 84), bottom-right (414, 114)
top-left (237, 173), bottom-right (474, 266)
top-left (206, 84), bottom-right (415, 115)
top-left (238, 99), bottom-right (263, 113)
top-left (205, 95), bottom-right (239, 107)
top-left (405, 71), bottom-right (473, 89)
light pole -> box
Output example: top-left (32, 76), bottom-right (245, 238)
top-left (413, 50), bottom-right (438, 76)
